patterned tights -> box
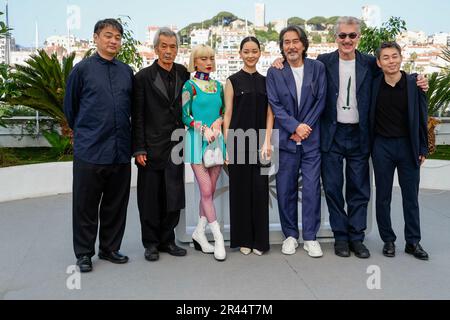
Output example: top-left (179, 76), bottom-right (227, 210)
top-left (191, 164), bottom-right (222, 223)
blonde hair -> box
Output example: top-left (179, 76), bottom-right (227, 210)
top-left (188, 44), bottom-right (216, 73)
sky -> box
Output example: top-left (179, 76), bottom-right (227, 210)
top-left (4, 0), bottom-right (450, 47)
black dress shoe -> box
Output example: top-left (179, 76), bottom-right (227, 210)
top-left (334, 241), bottom-right (350, 257)
top-left (145, 246), bottom-right (159, 262)
top-left (76, 256), bottom-right (93, 273)
top-left (98, 250), bottom-right (129, 264)
top-left (383, 242), bottom-right (396, 257)
top-left (349, 241), bottom-right (370, 259)
top-left (405, 243), bottom-right (429, 260)
top-left (158, 242), bottom-right (187, 257)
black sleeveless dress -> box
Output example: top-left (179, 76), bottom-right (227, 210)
top-left (228, 69), bottom-right (270, 252)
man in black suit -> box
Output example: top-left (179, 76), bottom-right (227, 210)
top-left (132, 27), bottom-right (190, 261)
top-left (370, 41), bottom-right (429, 260)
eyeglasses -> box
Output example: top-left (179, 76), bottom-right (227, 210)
top-left (337, 32), bottom-right (359, 40)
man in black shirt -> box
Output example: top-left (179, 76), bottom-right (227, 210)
top-left (64, 19), bottom-right (133, 272)
top-left (369, 42), bottom-right (429, 260)
top-left (132, 27), bottom-right (190, 261)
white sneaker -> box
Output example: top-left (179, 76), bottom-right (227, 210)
top-left (240, 247), bottom-right (252, 255)
top-left (253, 249), bottom-right (263, 256)
top-left (303, 240), bottom-right (323, 258)
top-left (281, 237), bottom-right (298, 255)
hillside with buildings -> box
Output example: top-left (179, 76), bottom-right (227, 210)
top-left (1, 5), bottom-right (449, 82)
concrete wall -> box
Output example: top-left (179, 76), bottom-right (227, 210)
top-left (435, 120), bottom-right (450, 145)
top-left (0, 162), bottom-right (194, 203)
top-left (1, 160), bottom-right (449, 203)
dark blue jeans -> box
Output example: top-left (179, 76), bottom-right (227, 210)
top-left (322, 124), bottom-right (370, 242)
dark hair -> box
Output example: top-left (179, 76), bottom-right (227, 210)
top-left (376, 41), bottom-right (402, 59)
top-left (94, 19), bottom-right (124, 36)
top-left (240, 36), bottom-right (261, 51)
top-left (279, 25), bottom-right (309, 59)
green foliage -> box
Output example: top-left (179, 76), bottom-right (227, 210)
top-left (179, 11), bottom-right (239, 43)
top-left (358, 17), bottom-right (407, 55)
top-left (0, 11), bottom-right (16, 128)
top-left (0, 63), bottom-right (20, 101)
top-left (307, 16), bottom-right (327, 25)
top-left (3, 49), bottom-right (74, 151)
top-left (288, 17), bottom-right (305, 26)
top-left (42, 130), bottom-right (72, 159)
top-left (254, 28), bottom-right (279, 43)
top-left (0, 106), bottom-right (11, 128)
top-left (0, 147), bottom-right (73, 168)
top-left (326, 16), bottom-right (340, 26)
top-left (312, 33), bottom-right (322, 44)
top-left (0, 148), bottom-right (20, 167)
top-left (426, 48), bottom-right (450, 117)
top-left (427, 145), bottom-right (450, 160)
top-left (326, 29), bottom-right (336, 43)
top-left (116, 16), bottom-right (143, 71)
top-left (307, 16), bottom-right (327, 30)
top-left (6, 49), bottom-right (75, 125)
top-left (0, 11), bottom-right (11, 35)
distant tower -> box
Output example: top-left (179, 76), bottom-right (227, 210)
top-left (5, 0), bottom-right (10, 64)
top-left (362, 5), bottom-right (381, 28)
top-left (35, 21), bottom-right (39, 51)
top-left (255, 3), bottom-right (265, 28)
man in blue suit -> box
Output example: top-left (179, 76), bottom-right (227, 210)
top-left (267, 26), bottom-right (327, 257)
top-left (317, 17), bottom-right (428, 259)
top-left (317, 16), bottom-right (376, 259)
top-left (370, 42), bottom-right (429, 260)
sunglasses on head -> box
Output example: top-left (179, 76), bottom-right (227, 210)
top-left (337, 32), bottom-right (358, 40)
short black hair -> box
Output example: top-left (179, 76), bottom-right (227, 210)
top-left (376, 41), bottom-right (402, 59)
top-left (94, 19), bottom-right (124, 36)
top-left (279, 25), bottom-right (309, 59)
top-left (240, 36), bottom-right (261, 51)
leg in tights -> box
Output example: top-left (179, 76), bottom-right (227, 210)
top-left (191, 164), bottom-right (222, 223)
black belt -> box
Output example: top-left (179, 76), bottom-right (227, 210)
top-left (337, 123), bottom-right (359, 127)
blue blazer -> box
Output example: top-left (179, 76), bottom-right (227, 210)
top-left (266, 58), bottom-right (327, 153)
top-left (369, 73), bottom-right (429, 167)
top-left (317, 50), bottom-right (379, 154)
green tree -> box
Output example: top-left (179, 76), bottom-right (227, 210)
top-left (254, 28), bottom-right (279, 43)
top-left (427, 47), bottom-right (450, 117)
top-left (0, 11), bottom-right (15, 128)
top-left (307, 16), bottom-right (327, 30)
top-left (307, 16), bottom-right (327, 25)
top-left (179, 11), bottom-right (239, 44)
top-left (358, 16), bottom-right (407, 55)
top-left (406, 51), bottom-right (418, 73)
top-left (82, 17), bottom-right (143, 70)
top-left (403, 61), bottom-right (413, 74)
top-left (288, 17), bottom-right (305, 26)
top-left (115, 16), bottom-right (143, 71)
top-left (326, 16), bottom-right (340, 27)
top-left (312, 33), bottom-right (322, 44)
top-left (254, 23), bottom-right (279, 43)
top-left (5, 50), bottom-right (75, 140)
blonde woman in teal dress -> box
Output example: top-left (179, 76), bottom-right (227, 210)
top-left (182, 45), bottom-right (226, 261)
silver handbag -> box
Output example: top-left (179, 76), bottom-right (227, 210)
top-left (203, 142), bottom-right (224, 168)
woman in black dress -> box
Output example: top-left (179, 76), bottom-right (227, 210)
top-left (223, 37), bottom-right (274, 255)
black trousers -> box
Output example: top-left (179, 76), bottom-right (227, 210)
top-left (372, 135), bottom-right (421, 244)
top-left (137, 160), bottom-right (184, 249)
top-left (229, 164), bottom-right (270, 252)
top-left (72, 158), bottom-right (131, 259)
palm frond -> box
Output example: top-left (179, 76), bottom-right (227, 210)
top-left (5, 49), bottom-right (74, 127)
